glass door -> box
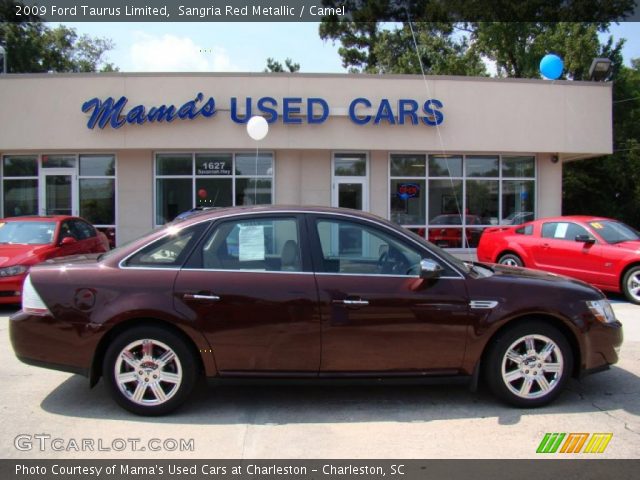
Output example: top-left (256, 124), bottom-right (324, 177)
top-left (40, 170), bottom-right (77, 216)
top-left (331, 153), bottom-right (369, 256)
top-left (331, 153), bottom-right (369, 211)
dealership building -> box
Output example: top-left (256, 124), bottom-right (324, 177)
top-left (0, 72), bottom-right (612, 250)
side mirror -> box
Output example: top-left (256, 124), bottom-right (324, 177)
top-left (575, 235), bottom-right (595, 244)
top-left (61, 236), bottom-right (77, 246)
top-left (420, 259), bottom-right (443, 279)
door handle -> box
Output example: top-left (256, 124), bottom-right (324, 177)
top-left (183, 293), bottom-right (221, 302)
top-left (332, 299), bottom-right (369, 306)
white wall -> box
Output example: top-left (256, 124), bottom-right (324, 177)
top-left (0, 73), bottom-right (612, 156)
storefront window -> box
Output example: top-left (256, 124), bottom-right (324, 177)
top-left (79, 179), bottom-right (115, 225)
top-left (79, 154), bottom-right (115, 176)
top-left (334, 153), bottom-right (367, 176)
top-left (2, 156), bottom-right (39, 217)
top-left (429, 155), bottom-right (462, 177)
top-left (155, 152), bottom-right (274, 225)
top-left (79, 154), bottom-right (117, 247)
top-left (466, 155), bottom-right (499, 177)
top-left (156, 178), bottom-right (192, 225)
top-left (502, 156), bottom-right (535, 178)
top-left (389, 154), bottom-right (536, 248)
top-left (42, 154), bottom-right (76, 169)
top-left (156, 154), bottom-right (192, 175)
top-left (390, 154), bottom-right (425, 177)
top-left (236, 178), bottom-right (272, 206)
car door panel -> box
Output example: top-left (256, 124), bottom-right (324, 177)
top-left (315, 274), bottom-right (470, 372)
top-left (308, 214), bottom-right (471, 374)
top-left (174, 214), bottom-right (321, 374)
top-left (174, 270), bottom-right (321, 373)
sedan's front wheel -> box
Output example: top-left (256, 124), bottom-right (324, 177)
top-left (485, 322), bottom-right (573, 408)
top-left (103, 326), bottom-right (198, 415)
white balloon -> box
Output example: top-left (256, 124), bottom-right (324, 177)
top-left (246, 116), bottom-right (269, 141)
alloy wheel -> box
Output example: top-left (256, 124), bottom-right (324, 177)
top-left (500, 334), bottom-right (564, 400)
top-left (114, 339), bottom-right (183, 406)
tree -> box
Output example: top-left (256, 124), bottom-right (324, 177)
top-left (373, 23), bottom-right (486, 76)
top-left (472, 22), bottom-right (624, 80)
top-left (264, 57), bottom-right (300, 73)
top-left (0, 1), bottom-right (117, 73)
top-left (318, 1), bottom-right (632, 76)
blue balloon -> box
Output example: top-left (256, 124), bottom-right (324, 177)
top-left (540, 54), bottom-right (564, 80)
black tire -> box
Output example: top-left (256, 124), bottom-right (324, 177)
top-left (497, 253), bottom-right (523, 267)
top-left (622, 266), bottom-right (640, 305)
top-left (103, 326), bottom-right (198, 416)
top-left (484, 321), bottom-right (573, 408)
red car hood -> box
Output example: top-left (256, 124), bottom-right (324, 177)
top-left (611, 240), bottom-right (640, 252)
top-left (0, 244), bottom-right (53, 267)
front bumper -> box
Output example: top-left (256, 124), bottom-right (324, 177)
top-left (581, 320), bottom-right (623, 376)
top-left (0, 274), bottom-right (26, 304)
top-left (9, 310), bottom-right (105, 377)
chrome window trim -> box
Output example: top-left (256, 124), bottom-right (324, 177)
top-left (118, 209), bottom-right (467, 278)
top-left (314, 272), bottom-right (463, 280)
top-left (180, 268), bottom-right (314, 275)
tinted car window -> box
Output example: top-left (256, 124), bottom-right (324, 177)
top-left (315, 219), bottom-right (432, 276)
top-left (515, 224), bottom-right (533, 235)
top-left (70, 220), bottom-right (96, 240)
top-left (198, 217), bottom-right (301, 272)
top-left (125, 224), bottom-right (205, 267)
top-left (541, 222), bottom-right (590, 241)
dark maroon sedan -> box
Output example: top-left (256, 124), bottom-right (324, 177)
top-left (10, 206), bottom-right (622, 415)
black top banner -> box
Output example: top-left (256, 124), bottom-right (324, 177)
top-left (2, 0), bottom-right (640, 22)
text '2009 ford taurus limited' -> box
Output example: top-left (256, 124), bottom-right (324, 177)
top-left (10, 206), bottom-right (623, 415)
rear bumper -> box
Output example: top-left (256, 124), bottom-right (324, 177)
top-left (9, 310), bottom-right (103, 376)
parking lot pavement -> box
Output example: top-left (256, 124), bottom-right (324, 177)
top-left (1, 303), bottom-right (639, 460)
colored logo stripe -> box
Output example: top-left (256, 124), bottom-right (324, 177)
top-left (537, 433), bottom-right (613, 454)
top-left (559, 433), bottom-right (589, 453)
top-left (537, 433), bottom-right (566, 453)
top-left (584, 433), bottom-right (613, 454)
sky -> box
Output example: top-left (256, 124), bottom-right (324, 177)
top-left (51, 22), bottom-right (640, 73)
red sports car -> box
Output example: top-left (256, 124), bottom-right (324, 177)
top-left (0, 216), bottom-right (109, 303)
top-left (477, 215), bottom-right (640, 303)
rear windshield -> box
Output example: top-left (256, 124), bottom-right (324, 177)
top-left (589, 220), bottom-right (640, 244)
top-left (0, 221), bottom-right (56, 245)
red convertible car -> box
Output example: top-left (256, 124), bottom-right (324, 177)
top-left (0, 216), bottom-right (109, 303)
top-left (477, 215), bottom-right (640, 303)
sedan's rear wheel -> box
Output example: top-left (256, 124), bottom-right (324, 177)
top-left (622, 266), bottom-right (640, 304)
top-left (497, 253), bottom-right (523, 267)
top-left (485, 322), bottom-right (573, 408)
top-left (103, 326), bottom-right (197, 415)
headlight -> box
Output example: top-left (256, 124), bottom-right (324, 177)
top-left (0, 265), bottom-right (28, 277)
top-left (586, 299), bottom-right (617, 324)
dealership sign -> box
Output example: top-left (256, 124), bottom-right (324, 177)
top-left (81, 93), bottom-right (444, 130)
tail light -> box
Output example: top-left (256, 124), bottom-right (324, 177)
top-left (22, 274), bottom-right (51, 315)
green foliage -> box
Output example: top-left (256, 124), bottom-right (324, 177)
top-left (0, 2), bottom-right (117, 73)
top-left (373, 23), bottom-right (486, 75)
top-left (264, 57), bottom-right (300, 73)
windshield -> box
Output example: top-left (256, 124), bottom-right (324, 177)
top-left (590, 220), bottom-right (640, 244)
top-left (0, 221), bottom-right (56, 245)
